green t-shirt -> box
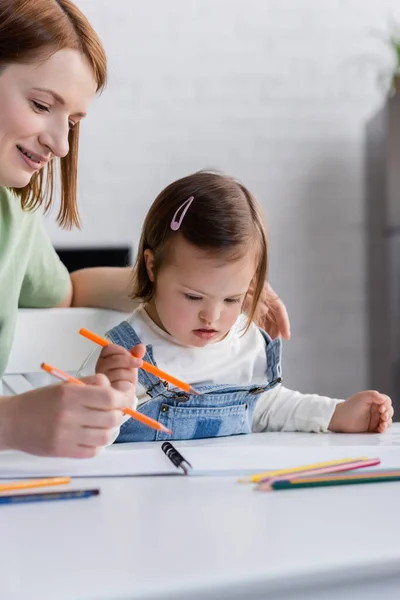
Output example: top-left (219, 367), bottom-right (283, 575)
top-left (0, 187), bottom-right (71, 378)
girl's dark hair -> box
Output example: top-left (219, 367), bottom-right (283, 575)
top-left (133, 170), bottom-right (268, 327)
top-left (0, 0), bottom-right (107, 229)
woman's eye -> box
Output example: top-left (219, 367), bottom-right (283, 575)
top-left (31, 100), bottom-right (50, 113)
top-left (184, 294), bottom-right (202, 301)
top-left (224, 298), bottom-right (241, 304)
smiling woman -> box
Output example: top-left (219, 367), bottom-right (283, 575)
top-left (0, 0), bottom-right (106, 227)
top-left (4, 51), bottom-right (97, 193)
top-left (0, 0), bottom-right (143, 458)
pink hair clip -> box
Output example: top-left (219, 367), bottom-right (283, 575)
top-left (170, 196), bottom-right (194, 231)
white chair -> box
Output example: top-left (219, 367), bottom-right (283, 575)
top-left (2, 308), bottom-right (130, 395)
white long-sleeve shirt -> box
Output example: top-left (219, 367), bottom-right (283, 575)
top-left (79, 307), bottom-right (342, 434)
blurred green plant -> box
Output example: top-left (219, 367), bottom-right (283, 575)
top-left (387, 31), bottom-right (400, 94)
top-left (371, 19), bottom-right (400, 96)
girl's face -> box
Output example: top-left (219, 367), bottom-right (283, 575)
top-left (0, 48), bottom-right (97, 188)
top-left (145, 236), bottom-right (258, 348)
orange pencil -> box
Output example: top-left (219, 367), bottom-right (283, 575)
top-left (0, 477), bottom-right (70, 493)
top-left (41, 363), bottom-right (172, 435)
top-left (79, 327), bottom-right (200, 396)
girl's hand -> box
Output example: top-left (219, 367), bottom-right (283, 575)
top-left (329, 391), bottom-right (393, 434)
top-left (95, 343), bottom-right (145, 404)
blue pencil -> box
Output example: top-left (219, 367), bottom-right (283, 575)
top-left (0, 489), bottom-right (99, 505)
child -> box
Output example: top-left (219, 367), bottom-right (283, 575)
top-left (80, 171), bottom-right (393, 442)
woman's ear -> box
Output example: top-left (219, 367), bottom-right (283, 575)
top-left (144, 249), bottom-right (156, 282)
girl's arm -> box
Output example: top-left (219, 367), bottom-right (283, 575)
top-left (252, 384), bottom-right (342, 433)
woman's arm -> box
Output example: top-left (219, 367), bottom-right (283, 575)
top-left (244, 282), bottom-right (291, 339)
top-left (58, 267), bottom-right (140, 312)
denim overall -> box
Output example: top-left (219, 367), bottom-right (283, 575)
top-left (107, 321), bottom-right (282, 442)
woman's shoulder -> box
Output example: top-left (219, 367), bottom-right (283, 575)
top-left (1, 186), bottom-right (20, 209)
top-left (0, 186), bottom-right (13, 200)
top-left (0, 187), bottom-right (37, 227)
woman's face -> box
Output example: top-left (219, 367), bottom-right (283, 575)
top-left (0, 48), bottom-right (97, 188)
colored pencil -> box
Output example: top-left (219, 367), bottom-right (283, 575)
top-left (0, 477), bottom-right (70, 493)
top-left (41, 364), bottom-right (82, 385)
top-left (239, 456), bottom-right (372, 484)
top-left (0, 489), bottom-right (100, 505)
top-left (79, 328), bottom-right (200, 396)
top-left (257, 458), bottom-right (381, 491)
top-left (41, 363), bottom-right (172, 435)
top-left (271, 470), bottom-right (400, 491)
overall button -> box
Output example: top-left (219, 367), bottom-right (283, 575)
top-left (250, 387), bottom-right (264, 395)
top-left (160, 404), bottom-right (169, 413)
top-left (175, 392), bottom-right (189, 402)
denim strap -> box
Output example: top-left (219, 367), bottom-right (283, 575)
top-left (258, 329), bottom-right (282, 382)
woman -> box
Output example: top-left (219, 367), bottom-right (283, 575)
top-left (0, 0), bottom-right (289, 458)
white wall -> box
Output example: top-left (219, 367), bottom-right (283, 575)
top-left (45, 0), bottom-right (400, 397)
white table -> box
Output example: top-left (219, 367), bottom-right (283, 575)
top-left (3, 426), bottom-right (400, 600)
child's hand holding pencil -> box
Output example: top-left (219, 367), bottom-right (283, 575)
top-left (96, 342), bottom-right (146, 406)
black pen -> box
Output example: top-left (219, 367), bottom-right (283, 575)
top-left (161, 442), bottom-right (193, 475)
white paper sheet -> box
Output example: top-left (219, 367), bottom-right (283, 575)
top-left (0, 441), bottom-right (400, 478)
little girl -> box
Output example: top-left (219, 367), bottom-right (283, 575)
top-left (80, 170), bottom-right (393, 442)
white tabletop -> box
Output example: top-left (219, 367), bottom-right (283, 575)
top-left (3, 426), bottom-right (400, 600)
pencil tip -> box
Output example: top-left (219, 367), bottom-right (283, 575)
top-left (189, 386), bottom-right (202, 396)
top-left (161, 426), bottom-right (173, 435)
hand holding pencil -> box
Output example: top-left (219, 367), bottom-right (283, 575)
top-left (2, 374), bottom-right (135, 458)
top-left (95, 341), bottom-right (146, 404)
top-left (42, 363), bottom-right (172, 435)
top-left (80, 328), bottom-right (200, 395)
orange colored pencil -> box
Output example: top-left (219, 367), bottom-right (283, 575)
top-left (79, 327), bottom-right (200, 396)
top-left (42, 363), bottom-right (82, 385)
top-left (0, 477), bottom-right (70, 493)
top-left (41, 363), bottom-right (172, 435)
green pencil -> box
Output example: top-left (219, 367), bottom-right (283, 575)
top-left (271, 471), bottom-right (400, 491)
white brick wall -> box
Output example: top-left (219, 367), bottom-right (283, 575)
top-left (44, 0), bottom-right (400, 398)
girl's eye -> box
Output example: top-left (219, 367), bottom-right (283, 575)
top-left (184, 294), bottom-right (202, 301)
top-left (31, 100), bottom-right (50, 113)
top-left (224, 298), bottom-right (241, 304)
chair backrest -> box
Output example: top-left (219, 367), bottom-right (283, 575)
top-left (2, 308), bottom-right (129, 395)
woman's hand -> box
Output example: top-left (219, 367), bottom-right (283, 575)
top-left (245, 283), bottom-right (290, 340)
top-left (0, 375), bottom-right (133, 458)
